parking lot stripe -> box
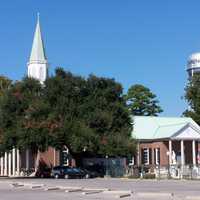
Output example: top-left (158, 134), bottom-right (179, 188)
top-left (83, 187), bottom-right (110, 191)
top-left (137, 192), bottom-right (172, 197)
top-left (103, 190), bottom-right (132, 194)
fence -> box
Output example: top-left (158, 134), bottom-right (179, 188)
top-left (126, 164), bottom-right (200, 179)
top-left (82, 157), bottom-right (127, 178)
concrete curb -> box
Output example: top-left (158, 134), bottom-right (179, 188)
top-left (10, 183), bottom-right (24, 187)
top-left (44, 187), bottom-right (60, 191)
top-left (186, 197), bottom-right (200, 200)
top-left (82, 191), bottom-right (102, 195)
top-left (30, 184), bottom-right (44, 189)
top-left (116, 193), bottom-right (132, 198)
top-left (65, 189), bottom-right (83, 193)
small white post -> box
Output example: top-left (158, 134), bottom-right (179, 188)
top-left (0, 156), bottom-right (3, 176)
top-left (8, 152), bottom-right (11, 176)
top-left (4, 152), bottom-right (7, 176)
top-left (16, 149), bottom-right (20, 176)
top-left (12, 148), bottom-right (16, 176)
top-left (192, 140), bottom-right (196, 166)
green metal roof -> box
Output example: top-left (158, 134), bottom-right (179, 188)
top-left (132, 116), bottom-right (200, 140)
top-left (29, 15), bottom-right (47, 63)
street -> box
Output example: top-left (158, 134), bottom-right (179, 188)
top-left (0, 178), bottom-right (200, 200)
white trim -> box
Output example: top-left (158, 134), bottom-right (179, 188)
top-left (172, 123), bottom-right (200, 139)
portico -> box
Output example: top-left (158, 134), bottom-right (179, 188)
top-left (0, 148), bottom-right (20, 177)
top-left (132, 116), bottom-right (200, 173)
top-left (168, 139), bottom-right (199, 167)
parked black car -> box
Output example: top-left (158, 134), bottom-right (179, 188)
top-left (83, 165), bottom-right (105, 178)
top-left (80, 168), bottom-right (100, 178)
top-left (52, 166), bottom-right (87, 179)
top-left (36, 167), bottom-right (52, 178)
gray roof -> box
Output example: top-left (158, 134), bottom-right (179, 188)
top-left (29, 15), bottom-right (47, 63)
top-left (132, 116), bottom-right (200, 140)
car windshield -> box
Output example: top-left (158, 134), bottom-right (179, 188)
top-left (72, 168), bottom-right (80, 172)
top-left (66, 168), bottom-right (73, 172)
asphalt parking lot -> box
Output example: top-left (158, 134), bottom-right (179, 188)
top-left (1, 178), bottom-right (200, 200)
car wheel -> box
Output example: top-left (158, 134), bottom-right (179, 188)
top-left (85, 174), bottom-right (90, 179)
top-left (54, 174), bottom-right (59, 179)
top-left (64, 174), bottom-right (69, 179)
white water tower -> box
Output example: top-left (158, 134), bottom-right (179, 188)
top-left (187, 52), bottom-right (200, 78)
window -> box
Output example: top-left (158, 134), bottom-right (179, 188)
top-left (154, 148), bottom-right (160, 165)
top-left (142, 148), bottom-right (149, 165)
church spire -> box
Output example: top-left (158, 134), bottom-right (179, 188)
top-left (29, 13), bottom-right (47, 63)
top-left (27, 14), bottom-right (48, 84)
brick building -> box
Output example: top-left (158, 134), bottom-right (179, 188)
top-left (132, 116), bottom-right (200, 173)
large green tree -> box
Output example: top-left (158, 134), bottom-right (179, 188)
top-left (125, 84), bottom-right (163, 116)
top-left (0, 75), bottom-right (12, 96)
top-left (0, 75), bottom-right (12, 152)
top-left (0, 68), bottom-right (136, 162)
top-left (82, 75), bottom-right (135, 156)
top-left (183, 73), bottom-right (200, 125)
top-left (0, 78), bottom-right (52, 157)
top-left (45, 69), bottom-right (135, 157)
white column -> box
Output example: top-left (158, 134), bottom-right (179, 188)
top-left (26, 149), bottom-right (29, 170)
top-left (4, 152), bottom-right (7, 176)
top-left (12, 148), bottom-right (16, 176)
top-left (181, 140), bottom-right (185, 166)
top-left (8, 152), bottom-right (11, 176)
top-left (0, 157), bottom-right (3, 176)
top-left (16, 149), bottom-right (20, 176)
top-left (169, 140), bottom-right (172, 165)
top-left (155, 148), bottom-right (158, 165)
top-left (192, 140), bottom-right (196, 166)
top-left (137, 143), bottom-right (140, 166)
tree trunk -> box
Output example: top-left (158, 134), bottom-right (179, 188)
top-left (34, 150), bottom-right (40, 172)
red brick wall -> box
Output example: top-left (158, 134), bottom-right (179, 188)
top-left (39, 147), bottom-right (60, 168)
top-left (139, 140), bottom-right (199, 166)
top-left (139, 141), bottom-right (169, 166)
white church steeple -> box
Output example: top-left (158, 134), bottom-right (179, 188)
top-left (27, 14), bottom-right (48, 84)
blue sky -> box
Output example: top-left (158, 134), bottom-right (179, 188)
top-left (0, 0), bottom-right (199, 116)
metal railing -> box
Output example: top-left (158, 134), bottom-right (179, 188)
top-left (126, 164), bottom-right (200, 179)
